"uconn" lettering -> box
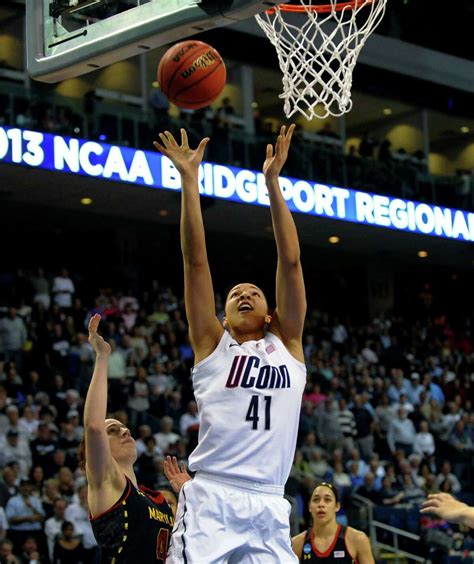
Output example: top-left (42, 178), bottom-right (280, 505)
top-left (225, 355), bottom-right (290, 389)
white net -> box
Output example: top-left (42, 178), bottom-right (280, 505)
top-left (255, 0), bottom-right (387, 120)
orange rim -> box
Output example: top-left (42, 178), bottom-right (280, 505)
top-left (271, 0), bottom-right (378, 13)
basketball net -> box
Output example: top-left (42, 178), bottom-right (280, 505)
top-left (255, 0), bottom-right (387, 120)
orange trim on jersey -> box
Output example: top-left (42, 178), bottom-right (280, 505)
top-left (90, 479), bottom-right (132, 521)
top-left (344, 527), bottom-right (359, 564)
top-left (310, 525), bottom-right (341, 557)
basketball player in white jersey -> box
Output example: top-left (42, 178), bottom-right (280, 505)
top-left (153, 124), bottom-right (306, 563)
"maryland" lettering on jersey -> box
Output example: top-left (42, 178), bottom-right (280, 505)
top-left (225, 355), bottom-right (290, 389)
top-left (148, 507), bottom-right (174, 526)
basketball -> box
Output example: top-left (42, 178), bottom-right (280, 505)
top-left (157, 40), bottom-right (226, 110)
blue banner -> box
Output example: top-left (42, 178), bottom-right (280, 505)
top-left (0, 126), bottom-right (472, 242)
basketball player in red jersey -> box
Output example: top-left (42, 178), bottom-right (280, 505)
top-left (292, 483), bottom-right (374, 563)
top-left (81, 314), bottom-right (175, 563)
top-left (154, 125), bottom-right (307, 562)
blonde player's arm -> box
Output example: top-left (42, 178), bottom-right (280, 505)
top-left (421, 494), bottom-right (474, 527)
top-left (264, 125), bottom-right (306, 363)
top-left (84, 315), bottom-right (124, 497)
top-left (291, 531), bottom-right (306, 560)
top-left (154, 129), bottom-right (223, 364)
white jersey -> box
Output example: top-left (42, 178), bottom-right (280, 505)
top-left (188, 330), bottom-right (306, 486)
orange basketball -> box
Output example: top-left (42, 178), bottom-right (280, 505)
top-left (157, 40), bottom-right (226, 110)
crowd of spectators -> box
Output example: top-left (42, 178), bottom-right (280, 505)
top-left (0, 266), bottom-right (472, 562)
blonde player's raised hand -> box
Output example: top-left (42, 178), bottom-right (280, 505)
top-left (153, 129), bottom-right (209, 176)
top-left (420, 493), bottom-right (471, 525)
top-left (88, 314), bottom-right (111, 356)
top-left (164, 456), bottom-right (192, 494)
top-left (263, 124), bottom-right (295, 179)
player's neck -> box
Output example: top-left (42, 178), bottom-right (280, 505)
top-left (229, 328), bottom-right (265, 343)
top-left (120, 464), bottom-right (138, 487)
top-left (312, 519), bottom-right (338, 540)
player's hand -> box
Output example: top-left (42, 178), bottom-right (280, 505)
top-left (164, 455), bottom-right (191, 493)
top-left (420, 493), bottom-right (468, 523)
top-left (153, 129), bottom-right (209, 176)
top-left (263, 124), bottom-right (295, 179)
top-left (88, 314), bottom-right (111, 356)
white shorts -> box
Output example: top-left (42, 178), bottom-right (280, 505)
top-left (167, 472), bottom-right (298, 564)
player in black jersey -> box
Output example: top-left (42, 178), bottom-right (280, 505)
top-left (292, 483), bottom-right (374, 563)
top-left (80, 314), bottom-right (178, 563)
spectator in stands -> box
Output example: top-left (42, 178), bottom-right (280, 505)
top-left (317, 397), bottom-right (342, 453)
top-left (154, 416), bottom-right (180, 454)
top-left (337, 398), bottom-right (357, 455)
top-left (356, 472), bottom-right (381, 505)
top-left (179, 400), bottom-right (199, 439)
top-left (150, 85), bottom-right (170, 131)
top-left (351, 395), bottom-right (374, 460)
top-left (53, 520), bottom-right (85, 563)
top-left (127, 366), bottom-right (151, 432)
top-left (0, 538), bottom-right (20, 564)
top-left (52, 269), bottom-right (75, 309)
top-left (0, 308), bottom-right (27, 366)
top-left (358, 131), bottom-right (377, 158)
top-left (378, 139), bottom-right (392, 163)
top-left (64, 485), bottom-right (99, 561)
top-left (44, 498), bottom-right (68, 560)
top-left (414, 420), bottom-right (435, 457)
top-left (30, 422), bottom-right (58, 479)
top-left (4, 430), bottom-right (31, 479)
top-left (387, 407), bottom-right (417, 456)
top-left (435, 461), bottom-right (461, 494)
top-left (31, 268), bottom-right (50, 310)
top-left (319, 122), bottom-right (340, 139)
top-left (5, 479), bottom-right (45, 554)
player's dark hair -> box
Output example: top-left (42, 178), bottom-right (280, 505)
top-left (312, 482), bottom-right (340, 504)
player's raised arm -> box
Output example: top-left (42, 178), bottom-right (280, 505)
top-left (154, 130), bottom-right (223, 363)
top-left (84, 315), bottom-right (119, 487)
top-left (264, 125), bottom-right (306, 362)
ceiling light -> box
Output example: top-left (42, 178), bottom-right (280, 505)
top-left (152, 81), bottom-right (159, 88)
top-left (417, 250), bottom-right (428, 258)
top-left (80, 197), bottom-right (93, 205)
top-left (328, 236), bottom-right (340, 244)
top-left (251, 102), bottom-right (258, 109)
top-left (460, 126), bottom-right (470, 133)
top-left (383, 108), bottom-right (392, 115)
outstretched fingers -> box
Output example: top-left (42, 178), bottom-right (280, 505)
top-left (153, 140), bottom-right (168, 155)
top-left (196, 137), bottom-right (210, 159)
top-left (88, 313), bottom-right (101, 334)
top-left (164, 131), bottom-right (178, 147)
top-left (180, 128), bottom-right (189, 148)
top-left (286, 123), bottom-right (296, 141)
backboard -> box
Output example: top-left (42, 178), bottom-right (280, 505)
top-left (26, 0), bottom-right (285, 83)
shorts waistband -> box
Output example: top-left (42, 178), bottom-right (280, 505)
top-left (195, 471), bottom-right (284, 496)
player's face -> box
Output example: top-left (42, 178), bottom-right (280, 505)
top-left (105, 419), bottom-right (137, 464)
top-left (224, 283), bottom-right (269, 332)
top-left (309, 486), bottom-right (340, 525)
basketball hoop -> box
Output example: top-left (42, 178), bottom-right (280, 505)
top-left (255, 0), bottom-right (387, 120)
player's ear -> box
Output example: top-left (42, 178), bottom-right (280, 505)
top-left (223, 317), bottom-right (228, 329)
top-left (265, 315), bottom-right (272, 325)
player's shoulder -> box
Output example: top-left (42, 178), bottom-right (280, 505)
top-left (346, 526), bottom-right (370, 546)
top-left (291, 530), bottom-right (307, 559)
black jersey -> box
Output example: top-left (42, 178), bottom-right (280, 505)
top-left (91, 477), bottom-right (174, 563)
top-left (300, 525), bottom-right (358, 563)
